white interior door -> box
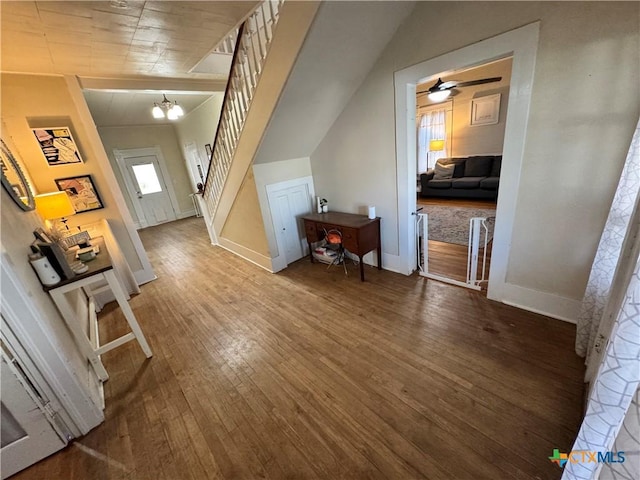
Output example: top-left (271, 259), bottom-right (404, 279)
top-left (270, 184), bottom-right (312, 265)
top-left (125, 155), bottom-right (177, 227)
top-left (1, 354), bottom-right (66, 479)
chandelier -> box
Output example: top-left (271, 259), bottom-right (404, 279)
top-left (152, 94), bottom-right (185, 120)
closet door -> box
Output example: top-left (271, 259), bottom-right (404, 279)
top-left (269, 183), bottom-right (312, 265)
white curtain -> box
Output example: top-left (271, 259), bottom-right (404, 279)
top-left (563, 118), bottom-right (640, 480)
top-left (417, 108), bottom-right (447, 173)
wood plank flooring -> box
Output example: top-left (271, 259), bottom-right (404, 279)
top-left (13, 217), bottom-right (585, 480)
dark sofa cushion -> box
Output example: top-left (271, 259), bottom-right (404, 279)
top-left (480, 177), bottom-right (500, 190)
top-left (426, 179), bottom-right (452, 189)
top-left (463, 156), bottom-right (493, 177)
top-left (452, 177), bottom-right (485, 189)
top-left (490, 156), bottom-right (502, 177)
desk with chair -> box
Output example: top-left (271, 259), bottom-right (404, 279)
top-left (301, 212), bottom-right (381, 281)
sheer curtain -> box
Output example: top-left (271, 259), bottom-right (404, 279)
top-left (563, 118), bottom-right (640, 480)
top-left (417, 108), bottom-right (447, 173)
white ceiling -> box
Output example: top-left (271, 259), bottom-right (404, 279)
top-left (0, 0), bottom-right (258, 126)
top-left (83, 90), bottom-right (223, 127)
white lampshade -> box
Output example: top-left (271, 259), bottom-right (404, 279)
top-left (428, 90), bottom-right (451, 102)
top-left (172, 102), bottom-right (184, 117)
top-left (167, 108), bottom-right (178, 120)
top-left (152, 104), bottom-right (165, 119)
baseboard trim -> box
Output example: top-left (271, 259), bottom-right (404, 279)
top-left (218, 237), bottom-right (274, 273)
top-left (177, 210), bottom-right (196, 220)
top-left (501, 283), bottom-right (580, 324)
top-left (134, 269), bottom-right (157, 286)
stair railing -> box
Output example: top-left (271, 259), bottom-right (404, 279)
top-left (203, 0), bottom-right (283, 219)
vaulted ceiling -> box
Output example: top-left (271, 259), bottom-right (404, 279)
top-left (0, 0), bottom-right (259, 125)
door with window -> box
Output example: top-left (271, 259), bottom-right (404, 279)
top-left (125, 155), bottom-right (177, 228)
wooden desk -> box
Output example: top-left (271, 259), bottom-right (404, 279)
top-left (301, 212), bottom-right (381, 281)
top-left (45, 238), bottom-right (152, 382)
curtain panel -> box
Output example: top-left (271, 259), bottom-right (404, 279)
top-left (564, 119), bottom-right (640, 480)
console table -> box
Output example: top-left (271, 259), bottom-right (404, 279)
top-left (301, 212), bottom-right (381, 281)
top-left (45, 238), bottom-right (152, 383)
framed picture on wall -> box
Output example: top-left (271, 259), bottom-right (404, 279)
top-left (470, 93), bottom-right (501, 126)
top-left (32, 127), bottom-right (83, 166)
top-left (55, 175), bottom-right (104, 213)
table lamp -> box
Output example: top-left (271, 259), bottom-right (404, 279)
top-left (34, 191), bottom-right (75, 236)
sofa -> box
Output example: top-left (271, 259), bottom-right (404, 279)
top-left (419, 155), bottom-right (502, 199)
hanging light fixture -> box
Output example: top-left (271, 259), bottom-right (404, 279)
top-left (151, 94), bottom-right (185, 120)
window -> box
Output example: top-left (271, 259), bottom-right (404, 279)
top-left (417, 102), bottom-right (452, 172)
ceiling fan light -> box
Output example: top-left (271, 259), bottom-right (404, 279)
top-left (152, 103), bottom-right (165, 119)
top-left (428, 90), bottom-right (451, 103)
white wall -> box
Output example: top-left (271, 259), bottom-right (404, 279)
top-left (174, 94), bottom-right (223, 189)
top-left (254, 1), bottom-right (414, 165)
top-left (310, 2), bottom-right (639, 314)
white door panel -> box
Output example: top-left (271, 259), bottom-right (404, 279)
top-left (269, 184), bottom-right (312, 265)
top-left (1, 355), bottom-right (66, 479)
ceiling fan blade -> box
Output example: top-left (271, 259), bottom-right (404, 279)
top-left (453, 76), bottom-right (502, 88)
top-left (417, 76), bottom-right (502, 95)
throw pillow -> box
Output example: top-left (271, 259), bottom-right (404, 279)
top-left (433, 162), bottom-right (455, 180)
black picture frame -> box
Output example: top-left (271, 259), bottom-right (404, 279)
top-left (55, 175), bottom-right (104, 213)
top-left (205, 144), bottom-right (212, 157)
top-left (31, 127), bottom-right (83, 166)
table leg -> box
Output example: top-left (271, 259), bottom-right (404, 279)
top-left (104, 270), bottom-right (153, 358)
top-left (49, 289), bottom-right (109, 382)
top-left (308, 241), bottom-right (314, 263)
top-left (359, 255), bottom-right (365, 282)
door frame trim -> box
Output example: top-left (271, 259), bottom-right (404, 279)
top-left (393, 22), bottom-right (540, 303)
top-left (113, 146), bottom-right (180, 228)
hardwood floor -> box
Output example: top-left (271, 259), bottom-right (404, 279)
top-left (14, 217), bottom-right (585, 480)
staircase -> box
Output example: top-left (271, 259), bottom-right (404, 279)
top-left (202, 0), bottom-right (283, 220)
top-left (199, 0), bottom-right (320, 269)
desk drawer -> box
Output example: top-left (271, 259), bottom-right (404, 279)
top-left (304, 221), bottom-right (319, 242)
top-left (317, 223), bottom-right (340, 235)
top-left (341, 227), bottom-right (358, 252)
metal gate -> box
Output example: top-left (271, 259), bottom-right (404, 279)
top-left (416, 212), bottom-right (490, 290)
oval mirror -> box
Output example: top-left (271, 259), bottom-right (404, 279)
top-left (1, 138), bottom-right (35, 211)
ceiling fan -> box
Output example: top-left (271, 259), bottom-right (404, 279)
top-left (417, 76), bottom-right (502, 102)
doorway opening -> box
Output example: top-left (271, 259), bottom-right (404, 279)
top-left (415, 58), bottom-right (512, 292)
top-left (394, 22), bottom-right (540, 302)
